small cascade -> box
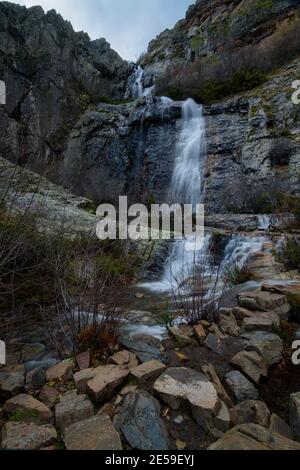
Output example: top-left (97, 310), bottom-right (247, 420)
top-left (125, 65), bottom-right (155, 100)
top-left (258, 215), bottom-right (271, 230)
top-left (220, 234), bottom-right (267, 274)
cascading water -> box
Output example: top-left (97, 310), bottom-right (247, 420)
top-left (126, 66), bottom-right (155, 99)
top-left (170, 99), bottom-right (206, 208)
top-left (140, 98), bottom-right (207, 293)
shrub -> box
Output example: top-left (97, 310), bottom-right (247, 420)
top-left (223, 263), bottom-right (253, 287)
top-left (276, 238), bottom-right (300, 271)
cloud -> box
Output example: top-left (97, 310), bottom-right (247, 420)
top-left (16, 0), bottom-right (193, 60)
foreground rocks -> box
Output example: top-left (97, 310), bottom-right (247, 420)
top-left (209, 424), bottom-right (300, 450)
top-left (115, 390), bottom-right (170, 450)
top-left (55, 391), bottom-right (94, 431)
top-left (224, 371), bottom-right (259, 402)
top-left (1, 422), bottom-right (57, 450)
top-left (63, 415), bottom-right (122, 451)
top-left (153, 368), bottom-right (220, 433)
top-left (5, 394), bottom-right (52, 424)
top-left (290, 392), bottom-right (300, 442)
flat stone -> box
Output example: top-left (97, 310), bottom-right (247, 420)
top-left (242, 331), bottom-right (283, 366)
top-left (76, 351), bottom-right (90, 370)
top-left (87, 365), bottom-right (129, 404)
top-left (120, 336), bottom-right (166, 363)
top-left (290, 392), bottom-right (300, 442)
top-left (242, 311), bottom-right (280, 331)
top-left (131, 359), bottom-right (166, 384)
top-left (115, 390), bottom-right (170, 450)
top-left (109, 350), bottom-right (138, 368)
top-left (74, 368), bottom-right (95, 394)
top-left (39, 385), bottom-right (60, 409)
top-left (63, 415), bottom-right (122, 450)
top-left (224, 371), bottom-right (259, 402)
top-left (262, 283), bottom-right (300, 297)
top-left (218, 309), bottom-right (240, 337)
top-left (233, 307), bottom-right (255, 321)
top-left (1, 422), bottom-right (57, 450)
top-left (46, 359), bottom-right (74, 383)
top-left (230, 350), bottom-right (268, 383)
top-left (5, 394), bottom-right (52, 424)
top-left (238, 290), bottom-right (289, 318)
top-left (194, 324), bottom-right (206, 343)
top-left (215, 401), bottom-right (231, 433)
top-left (0, 370), bottom-right (24, 398)
top-left (202, 363), bottom-right (233, 409)
top-left (55, 390), bottom-right (94, 431)
top-left (153, 367), bottom-right (220, 433)
top-left (230, 400), bottom-right (270, 427)
top-left (208, 424), bottom-right (300, 450)
top-left (270, 414), bottom-right (291, 439)
top-left (21, 343), bottom-right (45, 363)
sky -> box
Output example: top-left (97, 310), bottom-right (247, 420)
top-left (16, 0), bottom-right (194, 61)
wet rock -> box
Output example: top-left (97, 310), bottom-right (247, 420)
top-left (218, 309), bottom-right (240, 337)
top-left (290, 392), bottom-right (300, 442)
top-left (238, 290), bottom-right (289, 319)
top-left (46, 359), bottom-right (74, 383)
top-left (208, 424), bottom-right (300, 450)
top-left (5, 394), bottom-right (52, 424)
top-left (224, 371), bottom-right (259, 402)
top-left (109, 350), bottom-right (138, 368)
top-left (76, 352), bottom-right (90, 371)
top-left (194, 324), bottom-right (207, 343)
top-left (241, 331), bottom-right (283, 366)
top-left (0, 370), bottom-right (25, 398)
top-left (87, 365), bottom-right (129, 404)
top-left (230, 400), bottom-right (270, 427)
top-left (131, 360), bottom-right (166, 384)
top-left (230, 351), bottom-right (268, 383)
top-left (115, 390), bottom-right (170, 450)
top-left (55, 390), bottom-right (94, 431)
top-left (202, 363), bottom-right (233, 409)
top-left (1, 422), bottom-right (57, 450)
top-left (39, 385), bottom-right (60, 409)
top-left (21, 343), bottom-right (46, 363)
top-left (120, 335), bottom-right (166, 363)
top-left (153, 367), bottom-right (220, 433)
top-left (63, 415), bottom-right (122, 450)
top-left (270, 414), bottom-right (291, 439)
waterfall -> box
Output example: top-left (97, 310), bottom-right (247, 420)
top-left (258, 215), bottom-right (271, 230)
top-left (140, 98), bottom-right (207, 293)
top-left (126, 66), bottom-right (155, 99)
top-left (170, 99), bottom-right (206, 208)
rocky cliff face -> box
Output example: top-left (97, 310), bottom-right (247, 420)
top-left (142, 0), bottom-right (299, 85)
top-left (0, 1), bottom-right (300, 214)
top-left (0, 2), bottom-right (131, 176)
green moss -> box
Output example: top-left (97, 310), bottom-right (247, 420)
top-left (9, 410), bottom-right (40, 422)
top-left (191, 35), bottom-right (204, 51)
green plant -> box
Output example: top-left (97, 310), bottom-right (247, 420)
top-left (276, 238), bottom-right (300, 272)
top-left (160, 313), bottom-right (175, 328)
top-left (9, 410), bottom-right (40, 422)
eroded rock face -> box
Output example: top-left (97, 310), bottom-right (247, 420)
top-left (115, 390), bottom-right (170, 450)
top-left (153, 367), bottom-right (220, 433)
top-left (0, 2), bottom-right (130, 179)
